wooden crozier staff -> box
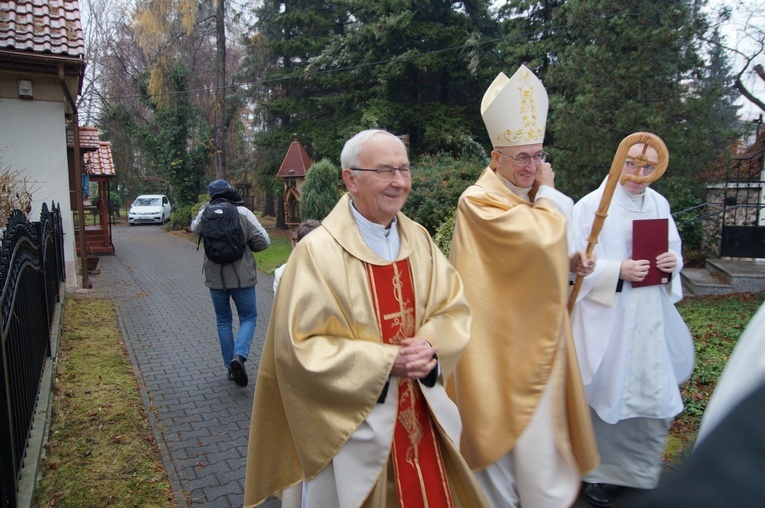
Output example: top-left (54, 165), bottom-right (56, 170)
top-left (566, 132), bottom-right (669, 314)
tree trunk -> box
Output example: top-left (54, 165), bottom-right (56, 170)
top-left (213, 0), bottom-right (227, 179)
top-left (263, 193), bottom-right (275, 217)
top-left (276, 195), bottom-right (287, 229)
top-left (735, 76), bottom-right (765, 114)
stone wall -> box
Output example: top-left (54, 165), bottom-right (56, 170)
top-left (704, 182), bottom-right (764, 255)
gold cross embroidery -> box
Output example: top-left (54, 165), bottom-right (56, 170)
top-left (382, 262), bottom-right (414, 344)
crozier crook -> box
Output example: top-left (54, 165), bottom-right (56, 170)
top-left (567, 132), bottom-right (669, 314)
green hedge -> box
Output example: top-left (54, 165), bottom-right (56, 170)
top-left (404, 152), bottom-right (484, 235)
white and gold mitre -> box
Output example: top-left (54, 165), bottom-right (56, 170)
top-left (481, 65), bottom-right (548, 147)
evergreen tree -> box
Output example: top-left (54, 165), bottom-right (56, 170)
top-left (495, 0), bottom-right (566, 77)
top-left (132, 60), bottom-right (210, 206)
top-left (702, 28), bottom-right (742, 140)
top-left (681, 26), bottom-right (741, 182)
top-left (299, 158), bottom-right (342, 221)
top-left (309, 0), bottom-right (498, 157)
top-left (545, 0), bottom-right (718, 201)
top-left (240, 0), bottom-right (348, 219)
top-left (242, 0), bottom-right (499, 163)
top-left (403, 152), bottom-right (483, 234)
top-left (494, 0), bottom-right (568, 150)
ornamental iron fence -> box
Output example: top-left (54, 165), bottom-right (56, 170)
top-left (0, 203), bottom-right (65, 508)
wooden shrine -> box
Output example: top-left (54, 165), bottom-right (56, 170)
top-left (275, 135), bottom-right (312, 243)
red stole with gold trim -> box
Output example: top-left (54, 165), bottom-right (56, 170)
top-left (366, 260), bottom-right (454, 508)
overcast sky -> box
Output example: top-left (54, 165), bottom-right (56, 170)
top-left (706, 0), bottom-right (764, 123)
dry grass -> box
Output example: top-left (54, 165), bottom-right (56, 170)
top-left (0, 160), bottom-right (36, 218)
top-left (34, 296), bottom-right (175, 508)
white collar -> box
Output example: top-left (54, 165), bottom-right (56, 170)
top-left (499, 175), bottom-right (532, 200)
top-left (615, 184), bottom-right (646, 211)
top-left (349, 200), bottom-right (400, 261)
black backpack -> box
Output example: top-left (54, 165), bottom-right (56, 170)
top-left (197, 199), bottom-right (247, 264)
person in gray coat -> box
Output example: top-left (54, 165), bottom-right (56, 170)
top-left (191, 180), bottom-right (270, 386)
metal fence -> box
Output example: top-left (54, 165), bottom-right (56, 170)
top-left (720, 148), bottom-right (765, 257)
top-left (0, 203), bottom-right (65, 508)
top-left (671, 148), bottom-right (765, 258)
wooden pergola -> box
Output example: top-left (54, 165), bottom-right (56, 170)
top-left (67, 127), bottom-right (116, 255)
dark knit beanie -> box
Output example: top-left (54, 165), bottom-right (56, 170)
top-left (208, 179), bottom-right (232, 196)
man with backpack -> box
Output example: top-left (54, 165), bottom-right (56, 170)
top-left (191, 179), bottom-right (270, 387)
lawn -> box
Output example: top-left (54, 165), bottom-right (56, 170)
top-left (665, 291), bottom-right (765, 462)
top-left (246, 214), bottom-right (293, 273)
top-left (35, 297), bottom-right (176, 507)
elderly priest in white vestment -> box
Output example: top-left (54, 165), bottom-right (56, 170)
top-left (244, 129), bottom-right (488, 508)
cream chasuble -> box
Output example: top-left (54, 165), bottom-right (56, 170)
top-left (244, 194), bottom-right (487, 508)
top-left (446, 167), bottom-right (598, 474)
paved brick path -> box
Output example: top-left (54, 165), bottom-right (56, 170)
top-left (85, 222), bottom-right (650, 508)
top-left (85, 223), bottom-right (280, 508)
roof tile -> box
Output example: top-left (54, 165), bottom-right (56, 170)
top-left (0, 0), bottom-right (84, 58)
top-left (276, 136), bottom-right (312, 179)
top-left (67, 125), bottom-right (100, 150)
top-left (84, 141), bottom-right (115, 177)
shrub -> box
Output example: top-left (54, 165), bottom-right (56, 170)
top-left (109, 191), bottom-right (123, 211)
top-left (0, 158), bottom-right (35, 219)
top-left (168, 204), bottom-right (195, 230)
top-left (433, 214), bottom-right (456, 258)
top-left (192, 195), bottom-right (208, 217)
top-left (299, 158), bottom-right (342, 221)
top-left (403, 152), bottom-right (483, 235)
top-left (654, 175), bottom-right (705, 249)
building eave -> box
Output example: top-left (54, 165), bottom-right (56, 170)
top-left (0, 49), bottom-right (85, 92)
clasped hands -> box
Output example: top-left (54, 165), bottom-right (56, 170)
top-left (391, 337), bottom-right (437, 380)
top-left (621, 252), bottom-right (677, 282)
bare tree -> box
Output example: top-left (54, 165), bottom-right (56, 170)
top-left (706, 1), bottom-right (765, 114)
top-left (77, 0), bottom-right (126, 124)
top-left (213, 0), bottom-right (227, 179)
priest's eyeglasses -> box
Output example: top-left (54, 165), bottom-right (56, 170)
top-left (351, 167), bottom-right (413, 179)
top-left (624, 159), bottom-right (657, 175)
top-left (496, 150), bottom-right (550, 167)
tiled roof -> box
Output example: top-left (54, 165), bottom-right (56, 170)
top-left (276, 135), bottom-right (312, 179)
top-left (84, 141), bottom-right (115, 177)
top-left (0, 0), bottom-right (84, 58)
top-left (67, 125), bottom-right (100, 150)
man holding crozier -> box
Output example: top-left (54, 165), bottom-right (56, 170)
top-left (570, 141), bottom-right (694, 507)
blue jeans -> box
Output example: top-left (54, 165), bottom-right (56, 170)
top-left (209, 286), bottom-right (257, 368)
